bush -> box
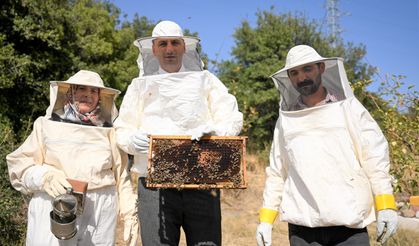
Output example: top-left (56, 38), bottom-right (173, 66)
top-left (353, 76), bottom-right (418, 196)
top-left (0, 115), bottom-right (26, 245)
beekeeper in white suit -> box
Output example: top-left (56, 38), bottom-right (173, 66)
top-left (7, 70), bottom-right (138, 246)
top-left (114, 20), bottom-right (243, 245)
top-left (256, 45), bottom-right (398, 245)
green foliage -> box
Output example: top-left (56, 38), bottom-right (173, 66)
top-left (353, 77), bottom-right (419, 195)
top-left (217, 10), bottom-right (375, 149)
top-left (216, 9), bottom-right (418, 197)
top-left (0, 115), bottom-right (26, 245)
top-left (1, 0), bottom-right (70, 136)
top-left (0, 1), bottom-right (154, 244)
top-left (1, 2), bottom-right (417, 244)
top-left (0, 0), bottom-right (155, 137)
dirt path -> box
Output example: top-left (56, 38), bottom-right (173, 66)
top-left (115, 155), bottom-right (289, 245)
top-left (115, 154), bottom-right (419, 245)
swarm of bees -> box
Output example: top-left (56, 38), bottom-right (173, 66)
top-left (147, 136), bottom-right (247, 189)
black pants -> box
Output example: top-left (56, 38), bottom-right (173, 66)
top-left (138, 178), bottom-right (221, 246)
top-left (288, 223), bottom-right (370, 246)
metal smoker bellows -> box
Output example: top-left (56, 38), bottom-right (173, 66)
top-left (50, 188), bottom-right (78, 240)
top-left (49, 179), bottom-right (88, 240)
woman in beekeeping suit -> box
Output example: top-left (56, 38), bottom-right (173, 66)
top-left (256, 45), bottom-right (398, 246)
top-left (7, 70), bottom-right (138, 246)
top-left (114, 20), bottom-right (243, 245)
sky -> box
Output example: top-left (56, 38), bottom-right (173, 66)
top-left (111, 0), bottom-right (419, 93)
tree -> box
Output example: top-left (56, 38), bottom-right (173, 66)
top-left (0, 1), bottom-right (155, 243)
top-left (0, 0), bottom-right (156, 138)
top-left (216, 10), bottom-right (375, 149)
top-left (215, 9), bottom-right (418, 198)
top-left (0, 114), bottom-right (25, 245)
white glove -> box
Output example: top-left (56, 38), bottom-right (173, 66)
top-left (256, 222), bottom-right (273, 246)
top-left (123, 216), bottom-right (139, 246)
top-left (376, 209), bottom-right (398, 244)
top-left (41, 170), bottom-right (72, 198)
top-left (132, 130), bottom-right (150, 154)
top-left (188, 125), bottom-right (215, 141)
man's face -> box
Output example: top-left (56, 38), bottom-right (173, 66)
top-left (152, 38), bottom-right (186, 73)
top-left (288, 63), bottom-right (325, 96)
top-left (72, 85), bottom-right (100, 114)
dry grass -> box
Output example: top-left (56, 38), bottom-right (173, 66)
top-left (368, 224), bottom-right (419, 246)
top-left (116, 153), bottom-right (419, 245)
top-left (219, 154), bottom-right (289, 245)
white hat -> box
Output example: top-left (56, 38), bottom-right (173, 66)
top-left (52, 70), bottom-right (120, 95)
top-left (272, 45), bottom-right (339, 78)
top-left (152, 20), bottom-right (184, 37)
top-left (134, 20), bottom-right (199, 49)
top-left (133, 20), bottom-right (203, 76)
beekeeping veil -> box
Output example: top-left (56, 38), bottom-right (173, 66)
top-left (271, 45), bottom-right (353, 111)
top-left (133, 20), bottom-right (203, 76)
top-left (46, 70), bottom-right (120, 125)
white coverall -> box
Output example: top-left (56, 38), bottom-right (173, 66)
top-left (262, 57), bottom-right (394, 228)
top-left (7, 78), bottom-right (137, 245)
top-left (116, 21), bottom-right (243, 245)
top-left (114, 70), bottom-right (243, 176)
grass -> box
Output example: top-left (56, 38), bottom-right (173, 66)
top-left (368, 225), bottom-right (419, 246)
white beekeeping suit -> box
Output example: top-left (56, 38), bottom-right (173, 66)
top-left (114, 21), bottom-right (243, 177)
top-left (7, 70), bottom-right (138, 246)
top-left (256, 45), bottom-right (397, 246)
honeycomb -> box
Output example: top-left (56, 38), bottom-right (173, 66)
top-left (147, 136), bottom-right (247, 189)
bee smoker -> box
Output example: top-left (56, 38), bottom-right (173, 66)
top-left (49, 179), bottom-right (88, 240)
top-left (49, 188), bottom-right (78, 240)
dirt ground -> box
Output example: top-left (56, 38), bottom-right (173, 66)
top-left (115, 154), bottom-right (286, 246)
top-left (115, 154), bottom-right (419, 245)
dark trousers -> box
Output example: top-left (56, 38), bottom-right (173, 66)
top-left (138, 178), bottom-right (221, 246)
top-left (288, 223), bottom-right (370, 246)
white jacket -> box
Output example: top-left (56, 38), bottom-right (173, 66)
top-left (263, 97), bottom-right (393, 228)
top-left (114, 70), bottom-right (243, 176)
top-left (7, 79), bottom-right (136, 222)
top-left (264, 57), bottom-right (393, 228)
top-left (7, 117), bottom-right (126, 192)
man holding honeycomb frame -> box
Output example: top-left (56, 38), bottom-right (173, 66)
top-left (114, 20), bottom-right (243, 245)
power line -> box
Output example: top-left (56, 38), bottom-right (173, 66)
top-left (325, 0), bottom-right (343, 47)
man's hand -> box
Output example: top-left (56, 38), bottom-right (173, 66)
top-left (132, 130), bottom-right (150, 154)
top-left (188, 125), bottom-right (215, 141)
top-left (41, 170), bottom-right (71, 198)
top-left (256, 222), bottom-right (273, 246)
top-left (376, 209), bottom-right (398, 244)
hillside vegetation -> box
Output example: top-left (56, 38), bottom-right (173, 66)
top-left (1, 1), bottom-right (417, 244)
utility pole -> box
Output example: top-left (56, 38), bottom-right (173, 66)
top-left (326, 0), bottom-right (343, 48)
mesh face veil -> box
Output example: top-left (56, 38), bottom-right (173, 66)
top-left (270, 45), bottom-right (353, 111)
top-left (133, 20), bottom-right (203, 76)
top-left (47, 70), bottom-right (120, 125)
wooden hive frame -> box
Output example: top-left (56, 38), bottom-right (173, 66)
top-left (146, 135), bottom-right (247, 189)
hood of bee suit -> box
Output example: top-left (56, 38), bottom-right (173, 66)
top-left (133, 20), bottom-right (204, 76)
top-left (270, 45), bottom-right (354, 111)
top-left (46, 70), bottom-right (120, 123)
